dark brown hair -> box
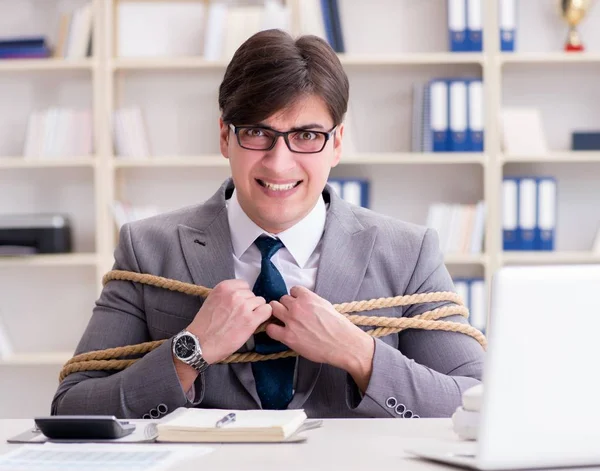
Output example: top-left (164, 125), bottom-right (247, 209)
top-left (218, 29), bottom-right (349, 127)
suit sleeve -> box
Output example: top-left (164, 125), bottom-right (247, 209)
top-left (51, 223), bottom-right (205, 418)
top-left (346, 228), bottom-right (485, 418)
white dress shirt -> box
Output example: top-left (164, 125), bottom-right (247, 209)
top-left (226, 189), bottom-right (327, 387)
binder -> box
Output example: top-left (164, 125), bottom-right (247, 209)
top-left (327, 179), bottom-right (343, 198)
top-left (430, 80), bottom-right (449, 152)
top-left (518, 178), bottom-right (537, 251)
top-left (327, 179), bottom-right (369, 208)
top-left (342, 179), bottom-right (369, 208)
top-left (448, 0), bottom-right (468, 52)
top-left (466, 0), bottom-right (483, 51)
top-left (499, 0), bottom-right (516, 52)
top-left (467, 80), bottom-right (484, 152)
top-left (453, 279), bottom-right (470, 309)
top-left (449, 80), bottom-right (469, 152)
top-left (469, 279), bottom-right (486, 333)
top-left (319, 0), bottom-right (336, 51)
top-left (536, 177), bottom-right (556, 251)
top-left (502, 178), bottom-right (519, 250)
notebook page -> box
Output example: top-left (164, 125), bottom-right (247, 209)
top-left (164, 409), bottom-right (306, 429)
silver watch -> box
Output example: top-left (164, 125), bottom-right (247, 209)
top-left (172, 330), bottom-right (209, 373)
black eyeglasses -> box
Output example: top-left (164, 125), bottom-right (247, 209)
top-left (229, 123), bottom-right (337, 154)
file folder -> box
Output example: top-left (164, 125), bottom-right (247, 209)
top-left (448, 0), bottom-right (468, 52)
top-left (518, 178), bottom-right (537, 250)
top-left (449, 80), bottom-right (469, 152)
top-left (467, 80), bottom-right (484, 152)
top-left (430, 80), bottom-right (449, 152)
top-left (466, 0), bottom-right (483, 51)
top-left (499, 0), bottom-right (516, 52)
top-left (502, 178), bottom-right (519, 250)
top-left (536, 177), bottom-right (556, 251)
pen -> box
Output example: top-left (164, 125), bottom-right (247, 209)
top-left (215, 412), bottom-right (236, 428)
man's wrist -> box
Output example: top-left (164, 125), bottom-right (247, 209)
top-left (339, 332), bottom-right (375, 392)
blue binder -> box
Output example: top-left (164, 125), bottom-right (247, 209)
top-left (466, 0), bottom-right (483, 52)
top-left (535, 177), bottom-right (556, 251)
top-left (448, 0), bottom-right (468, 52)
top-left (518, 178), bottom-right (537, 250)
top-left (502, 178), bottom-right (519, 250)
top-left (499, 0), bottom-right (516, 52)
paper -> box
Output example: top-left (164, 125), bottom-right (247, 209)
top-left (500, 108), bottom-right (548, 156)
top-left (0, 443), bottom-right (212, 471)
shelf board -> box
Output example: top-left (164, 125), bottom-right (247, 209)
top-left (501, 251), bottom-right (600, 264)
top-left (113, 53), bottom-right (484, 71)
top-left (0, 253), bottom-right (97, 268)
top-left (112, 153), bottom-right (486, 168)
top-left (0, 157), bottom-right (97, 168)
top-left (0, 352), bottom-right (72, 366)
top-left (113, 156), bottom-right (228, 168)
top-left (343, 153), bottom-right (486, 165)
top-left (444, 253), bottom-right (488, 265)
top-left (0, 58), bottom-right (96, 72)
top-left (339, 53), bottom-right (485, 66)
top-left (499, 52), bottom-right (600, 64)
top-left (502, 152), bottom-right (600, 163)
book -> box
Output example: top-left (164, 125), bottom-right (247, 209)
top-left (156, 408), bottom-right (308, 443)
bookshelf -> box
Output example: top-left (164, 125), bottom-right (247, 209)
top-left (1, 0), bottom-right (600, 417)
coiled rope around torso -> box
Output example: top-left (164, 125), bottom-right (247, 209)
top-left (58, 270), bottom-right (487, 382)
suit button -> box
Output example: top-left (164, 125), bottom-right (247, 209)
top-left (142, 414), bottom-right (151, 420)
top-left (395, 403), bottom-right (406, 415)
top-left (385, 397), bottom-right (397, 408)
top-left (149, 408), bottom-right (160, 419)
top-left (413, 415), bottom-right (420, 419)
top-left (157, 403), bottom-right (169, 416)
top-left (403, 410), bottom-right (413, 419)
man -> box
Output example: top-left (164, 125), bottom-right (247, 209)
top-left (52, 29), bottom-right (484, 419)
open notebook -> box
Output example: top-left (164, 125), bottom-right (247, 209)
top-left (155, 408), bottom-right (309, 443)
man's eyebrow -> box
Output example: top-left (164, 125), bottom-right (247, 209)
top-left (255, 122), bottom-right (327, 132)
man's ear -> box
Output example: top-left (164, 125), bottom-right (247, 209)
top-left (331, 122), bottom-right (344, 167)
top-left (219, 117), bottom-right (229, 159)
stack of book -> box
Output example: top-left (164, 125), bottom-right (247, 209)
top-left (117, 0), bottom-right (345, 61)
top-left (502, 177), bottom-right (557, 251)
top-left (112, 107), bottom-right (151, 159)
top-left (111, 201), bottom-right (160, 229)
top-left (425, 201), bottom-right (486, 254)
top-left (23, 108), bottom-right (93, 158)
top-left (0, 37), bottom-right (50, 59)
top-left (53, 2), bottom-right (94, 58)
top-left (412, 78), bottom-right (484, 153)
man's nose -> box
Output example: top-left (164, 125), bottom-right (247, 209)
top-left (262, 135), bottom-right (296, 173)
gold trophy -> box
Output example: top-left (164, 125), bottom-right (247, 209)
top-left (559, 0), bottom-right (592, 51)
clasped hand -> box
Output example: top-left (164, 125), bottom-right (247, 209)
top-left (187, 280), bottom-right (374, 382)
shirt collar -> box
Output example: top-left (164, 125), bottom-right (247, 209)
top-left (227, 189), bottom-right (326, 268)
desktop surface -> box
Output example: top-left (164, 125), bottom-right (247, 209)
top-left (1, 417), bottom-right (467, 471)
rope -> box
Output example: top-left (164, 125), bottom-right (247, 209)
top-left (59, 270), bottom-right (487, 382)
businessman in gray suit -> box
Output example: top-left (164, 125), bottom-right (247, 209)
top-left (52, 29), bottom-right (484, 419)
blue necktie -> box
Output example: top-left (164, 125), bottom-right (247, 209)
top-left (251, 235), bottom-right (295, 410)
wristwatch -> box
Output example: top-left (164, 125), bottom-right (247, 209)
top-left (172, 329), bottom-right (209, 373)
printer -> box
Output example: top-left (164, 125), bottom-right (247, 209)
top-left (0, 214), bottom-right (72, 255)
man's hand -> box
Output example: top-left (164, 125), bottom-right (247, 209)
top-left (266, 286), bottom-right (375, 392)
top-left (187, 279), bottom-right (272, 364)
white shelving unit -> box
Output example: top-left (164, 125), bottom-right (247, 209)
top-left (1, 0), bottom-right (600, 417)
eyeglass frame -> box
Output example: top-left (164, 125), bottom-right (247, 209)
top-left (228, 123), bottom-right (338, 154)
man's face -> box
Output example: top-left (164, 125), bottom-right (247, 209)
top-left (219, 95), bottom-right (343, 234)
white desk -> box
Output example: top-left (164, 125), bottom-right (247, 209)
top-left (1, 418), bottom-right (466, 470)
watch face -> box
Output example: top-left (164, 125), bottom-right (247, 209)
top-left (174, 334), bottom-right (197, 360)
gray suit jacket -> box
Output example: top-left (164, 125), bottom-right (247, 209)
top-left (52, 179), bottom-right (484, 419)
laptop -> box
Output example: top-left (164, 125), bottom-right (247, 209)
top-left (406, 264), bottom-right (600, 470)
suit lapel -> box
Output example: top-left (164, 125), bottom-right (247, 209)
top-left (177, 180), bottom-right (262, 407)
top-left (288, 187), bottom-right (378, 409)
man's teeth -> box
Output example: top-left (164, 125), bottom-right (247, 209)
top-left (262, 181), bottom-right (298, 191)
